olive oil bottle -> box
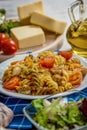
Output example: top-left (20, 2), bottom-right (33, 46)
top-left (66, 0), bottom-right (87, 57)
top-left (66, 21), bottom-right (87, 57)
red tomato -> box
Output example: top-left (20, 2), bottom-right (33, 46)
top-left (58, 51), bottom-right (73, 60)
top-left (40, 56), bottom-right (55, 68)
top-left (3, 77), bottom-right (19, 90)
top-left (1, 39), bottom-right (18, 55)
top-left (0, 33), bottom-right (9, 50)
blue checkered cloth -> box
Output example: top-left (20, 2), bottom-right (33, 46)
top-left (0, 94), bottom-right (33, 130)
top-left (66, 87), bottom-right (87, 101)
top-left (0, 87), bottom-right (87, 130)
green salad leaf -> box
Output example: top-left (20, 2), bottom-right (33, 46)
top-left (0, 20), bottom-right (20, 36)
top-left (0, 9), bottom-right (21, 35)
top-left (0, 9), bottom-right (6, 15)
top-left (32, 97), bottom-right (87, 130)
top-left (32, 98), bottom-right (44, 110)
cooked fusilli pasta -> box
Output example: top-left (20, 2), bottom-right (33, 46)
top-left (2, 50), bottom-right (87, 96)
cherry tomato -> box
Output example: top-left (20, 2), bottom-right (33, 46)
top-left (3, 77), bottom-right (19, 90)
top-left (58, 51), bottom-right (73, 60)
top-left (39, 56), bottom-right (55, 68)
top-left (1, 39), bottom-right (18, 55)
top-left (0, 33), bottom-right (9, 50)
top-left (69, 71), bottom-right (83, 86)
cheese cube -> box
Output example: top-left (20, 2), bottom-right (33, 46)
top-left (18, 0), bottom-right (44, 25)
top-left (11, 25), bottom-right (46, 49)
top-left (30, 11), bottom-right (67, 34)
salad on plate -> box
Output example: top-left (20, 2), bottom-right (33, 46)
top-left (23, 95), bottom-right (87, 130)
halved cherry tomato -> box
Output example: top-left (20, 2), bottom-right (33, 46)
top-left (0, 33), bottom-right (9, 50)
top-left (39, 56), bottom-right (55, 68)
top-left (1, 39), bottom-right (18, 55)
top-left (3, 77), bottom-right (19, 90)
top-left (69, 71), bottom-right (83, 86)
top-left (58, 51), bottom-right (73, 60)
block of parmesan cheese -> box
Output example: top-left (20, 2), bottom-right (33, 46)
top-left (30, 11), bottom-right (67, 34)
top-left (18, 0), bottom-right (44, 25)
top-left (11, 25), bottom-right (46, 49)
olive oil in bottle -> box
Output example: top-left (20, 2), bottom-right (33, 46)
top-left (66, 0), bottom-right (87, 57)
top-left (66, 21), bottom-right (87, 57)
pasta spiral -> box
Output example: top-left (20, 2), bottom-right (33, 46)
top-left (58, 82), bottom-right (73, 92)
top-left (2, 50), bottom-right (86, 96)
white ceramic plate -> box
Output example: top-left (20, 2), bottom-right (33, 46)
top-left (0, 52), bottom-right (87, 99)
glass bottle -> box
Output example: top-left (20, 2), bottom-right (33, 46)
top-left (66, 0), bottom-right (87, 58)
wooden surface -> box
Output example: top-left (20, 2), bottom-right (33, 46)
top-left (0, 0), bottom-right (73, 19)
